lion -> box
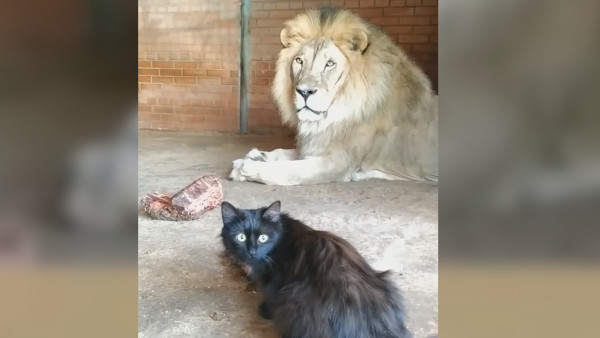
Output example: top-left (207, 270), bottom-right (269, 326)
top-left (229, 7), bottom-right (438, 185)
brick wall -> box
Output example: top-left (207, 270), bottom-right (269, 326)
top-left (138, 0), bottom-right (438, 133)
top-left (138, 0), bottom-right (241, 131)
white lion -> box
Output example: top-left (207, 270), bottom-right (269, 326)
top-left (230, 7), bottom-right (438, 185)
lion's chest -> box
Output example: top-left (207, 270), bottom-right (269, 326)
top-left (297, 124), bottom-right (381, 161)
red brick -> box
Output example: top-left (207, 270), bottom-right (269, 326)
top-left (355, 8), bottom-right (383, 18)
top-left (180, 115), bottom-right (206, 124)
top-left (139, 68), bottom-right (159, 75)
top-left (174, 62), bottom-right (197, 69)
top-left (289, 2), bottom-right (303, 9)
top-left (370, 17), bottom-right (399, 25)
top-left (390, 0), bottom-right (406, 5)
top-left (360, 0), bottom-right (374, 7)
top-left (158, 53), bottom-right (172, 61)
top-left (138, 105), bottom-right (152, 113)
top-left (344, 0), bottom-right (359, 8)
top-left (139, 75), bottom-right (151, 83)
top-left (253, 10), bottom-right (270, 19)
top-left (396, 35), bottom-right (429, 43)
top-left (160, 114), bottom-right (182, 123)
top-left (384, 7), bottom-right (414, 16)
top-left (375, 0), bottom-right (390, 6)
top-left (251, 77), bottom-right (271, 86)
top-left (152, 77), bottom-right (174, 84)
top-left (140, 83), bottom-right (161, 91)
top-left (431, 16), bottom-right (437, 24)
top-left (221, 77), bottom-right (239, 85)
top-left (398, 43), bottom-right (413, 51)
top-left (152, 61), bottom-right (173, 68)
top-left (413, 44), bottom-right (437, 52)
top-left (230, 70), bottom-right (240, 77)
top-left (138, 61), bottom-right (152, 68)
top-left (406, 0), bottom-right (421, 5)
top-left (222, 61), bottom-right (239, 70)
top-left (196, 84), bottom-right (235, 93)
top-left (160, 84), bottom-right (186, 92)
top-left (198, 61), bottom-right (222, 69)
top-left (398, 16), bottom-right (430, 25)
top-left (206, 69), bottom-right (230, 77)
top-left (252, 61), bottom-right (271, 70)
top-left (160, 69), bottom-right (182, 76)
top-left (385, 26), bottom-right (413, 34)
top-left (256, 19), bottom-right (284, 27)
top-left (197, 108), bottom-right (224, 116)
top-left (249, 85), bottom-right (272, 94)
top-left (153, 106), bottom-right (174, 114)
top-left (276, 2), bottom-right (290, 9)
top-left (189, 98), bottom-right (215, 107)
top-left (269, 10), bottom-right (297, 19)
top-left (415, 7), bottom-right (437, 15)
top-left (183, 69), bottom-right (206, 76)
top-left (423, 0), bottom-right (437, 5)
top-left (413, 25), bottom-right (437, 34)
top-left (256, 69), bottom-right (275, 77)
top-left (197, 78), bottom-right (222, 85)
top-left (174, 77), bottom-right (197, 84)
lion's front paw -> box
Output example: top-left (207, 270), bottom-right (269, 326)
top-left (229, 158), bottom-right (247, 181)
top-left (239, 158), bottom-right (260, 178)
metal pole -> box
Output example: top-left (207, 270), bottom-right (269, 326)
top-left (239, 0), bottom-right (250, 134)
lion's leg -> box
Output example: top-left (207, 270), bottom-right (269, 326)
top-left (235, 157), bottom-right (346, 186)
top-left (350, 169), bottom-right (407, 182)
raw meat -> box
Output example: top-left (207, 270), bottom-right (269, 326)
top-left (140, 174), bottom-right (223, 221)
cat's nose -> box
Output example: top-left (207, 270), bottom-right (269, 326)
top-left (248, 248), bottom-right (257, 256)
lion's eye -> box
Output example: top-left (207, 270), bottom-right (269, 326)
top-left (294, 57), bottom-right (303, 64)
top-left (258, 234), bottom-right (269, 243)
top-left (326, 60), bottom-right (336, 67)
top-left (236, 234), bottom-right (246, 242)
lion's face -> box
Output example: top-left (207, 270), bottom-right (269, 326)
top-left (290, 39), bottom-right (348, 122)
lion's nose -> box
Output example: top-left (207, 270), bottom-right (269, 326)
top-left (296, 86), bottom-right (317, 99)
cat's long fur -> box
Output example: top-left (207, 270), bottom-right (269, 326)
top-left (220, 201), bottom-right (411, 338)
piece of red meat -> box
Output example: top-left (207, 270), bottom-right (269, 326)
top-left (140, 174), bottom-right (223, 221)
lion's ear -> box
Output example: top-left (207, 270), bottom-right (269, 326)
top-left (350, 30), bottom-right (368, 53)
top-left (280, 27), bottom-right (304, 48)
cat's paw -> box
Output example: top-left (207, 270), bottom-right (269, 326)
top-left (244, 148), bottom-right (268, 162)
top-left (229, 158), bottom-right (246, 181)
top-left (258, 302), bottom-right (273, 320)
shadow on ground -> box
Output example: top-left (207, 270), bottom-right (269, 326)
top-left (138, 130), bottom-right (438, 337)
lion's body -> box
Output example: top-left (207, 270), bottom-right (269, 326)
top-left (230, 7), bottom-right (438, 185)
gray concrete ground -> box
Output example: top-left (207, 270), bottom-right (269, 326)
top-left (138, 130), bottom-right (438, 338)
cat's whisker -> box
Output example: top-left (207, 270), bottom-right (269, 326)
top-left (261, 255), bottom-right (275, 269)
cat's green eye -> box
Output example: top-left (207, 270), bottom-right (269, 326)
top-left (258, 234), bottom-right (269, 243)
top-left (236, 233), bottom-right (246, 242)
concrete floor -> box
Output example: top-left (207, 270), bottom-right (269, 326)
top-left (138, 130), bottom-right (438, 338)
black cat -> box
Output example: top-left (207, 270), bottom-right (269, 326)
top-left (220, 200), bottom-right (411, 338)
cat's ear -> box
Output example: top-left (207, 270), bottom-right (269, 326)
top-left (263, 201), bottom-right (281, 222)
top-left (221, 201), bottom-right (241, 224)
